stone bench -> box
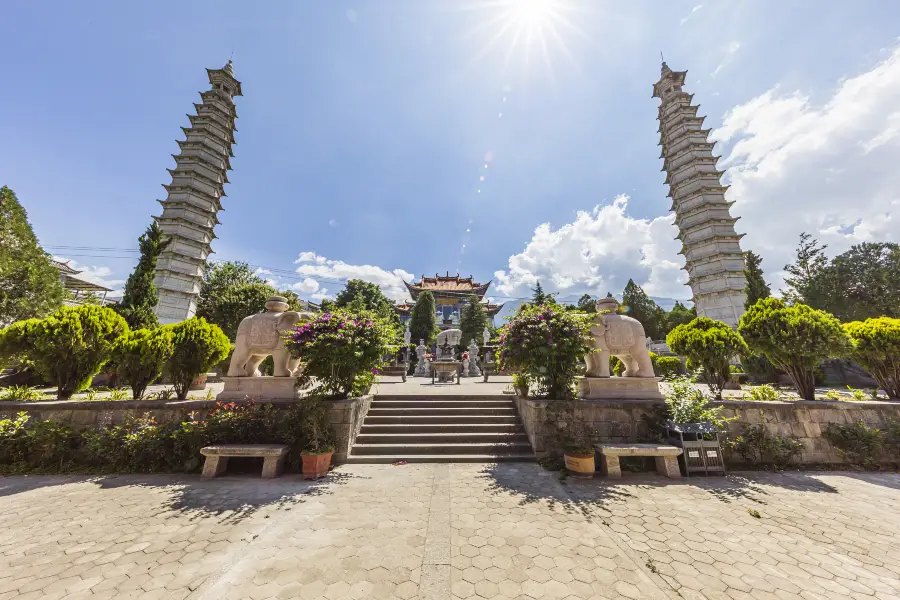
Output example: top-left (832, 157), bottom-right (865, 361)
top-left (594, 443), bottom-right (683, 479)
top-left (200, 444), bottom-right (289, 479)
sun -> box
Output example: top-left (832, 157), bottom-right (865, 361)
top-left (512, 0), bottom-right (555, 27)
top-left (465, 0), bottom-right (583, 71)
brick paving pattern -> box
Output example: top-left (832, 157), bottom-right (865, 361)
top-left (0, 466), bottom-right (898, 599)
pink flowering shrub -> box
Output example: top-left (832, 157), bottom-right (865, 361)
top-left (284, 310), bottom-right (391, 399)
top-left (498, 304), bottom-right (591, 399)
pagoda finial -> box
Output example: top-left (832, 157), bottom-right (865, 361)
top-left (661, 58), bottom-right (672, 77)
top-left (223, 59), bottom-right (234, 76)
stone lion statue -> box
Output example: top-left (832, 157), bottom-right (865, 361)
top-left (584, 298), bottom-right (656, 378)
top-left (227, 297), bottom-right (313, 377)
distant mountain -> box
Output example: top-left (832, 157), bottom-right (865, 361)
top-left (493, 295), bottom-right (692, 324)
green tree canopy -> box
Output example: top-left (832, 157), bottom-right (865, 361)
top-left (843, 317), bottom-right (900, 399)
top-left (622, 279), bottom-right (666, 340)
top-left (664, 301), bottom-right (696, 334)
top-left (666, 317), bottom-right (748, 399)
top-left (783, 232), bottom-right (830, 306)
top-left (743, 250), bottom-right (772, 310)
top-left (576, 294), bottom-right (596, 313)
top-left (333, 279), bottom-right (400, 327)
top-left (823, 242), bottom-right (900, 321)
top-left (116, 222), bottom-right (170, 329)
top-left (196, 261), bottom-right (301, 341)
top-left (0, 186), bottom-right (65, 324)
top-left (459, 295), bottom-right (489, 347)
top-left (409, 290), bottom-right (438, 345)
top-left (739, 298), bottom-right (851, 400)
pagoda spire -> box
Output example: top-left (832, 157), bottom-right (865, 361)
top-left (152, 61), bottom-right (242, 325)
top-left (653, 61), bottom-right (746, 327)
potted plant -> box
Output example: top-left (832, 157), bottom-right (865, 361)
top-left (299, 393), bottom-right (336, 479)
top-left (512, 373), bottom-right (529, 397)
top-left (546, 399), bottom-right (597, 478)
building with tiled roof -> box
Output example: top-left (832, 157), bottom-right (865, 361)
top-left (398, 272), bottom-right (503, 330)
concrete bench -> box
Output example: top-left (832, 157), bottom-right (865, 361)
top-left (594, 443), bottom-right (683, 479)
top-left (200, 444), bottom-right (289, 479)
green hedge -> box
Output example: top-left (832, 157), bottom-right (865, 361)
top-left (0, 402), bottom-right (311, 475)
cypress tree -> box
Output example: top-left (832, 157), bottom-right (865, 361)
top-left (0, 186), bottom-right (65, 324)
top-left (117, 222), bottom-right (170, 329)
top-left (409, 291), bottom-right (438, 345)
top-left (622, 279), bottom-right (666, 339)
top-left (459, 294), bottom-right (489, 347)
top-left (531, 281), bottom-right (547, 305)
top-left (743, 250), bottom-right (772, 310)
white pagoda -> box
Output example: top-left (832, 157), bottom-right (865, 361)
top-left (153, 61), bottom-right (242, 324)
top-left (653, 62), bottom-right (746, 327)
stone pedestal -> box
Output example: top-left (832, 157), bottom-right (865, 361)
top-left (577, 376), bottom-right (663, 400)
top-left (217, 377), bottom-right (298, 402)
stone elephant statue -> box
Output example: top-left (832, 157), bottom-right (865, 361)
top-left (227, 297), bottom-right (313, 377)
top-left (584, 298), bottom-right (655, 378)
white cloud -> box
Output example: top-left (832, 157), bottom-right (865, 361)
top-left (328, 219), bottom-right (339, 228)
top-left (680, 4), bottom-right (703, 25)
top-left (52, 257), bottom-right (125, 294)
top-left (291, 277), bottom-right (320, 294)
top-left (294, 252), bottom-right (414, 302)
top-left (494, 195), bottom-right (689, 302)
top-left (712, 45), bottom-right (900, 292)
top-left (711, 41), bottom-right (741, 78)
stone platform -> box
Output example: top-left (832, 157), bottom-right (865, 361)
top-left (577, 375), bottom-right (663, 400)
top-left (216, 376), bottom-right (298, 402)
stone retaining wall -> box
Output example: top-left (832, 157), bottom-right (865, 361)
top-left (0, 395), bottom-right (374, 464)
top-left (515, 396), bottom-right (900, 465)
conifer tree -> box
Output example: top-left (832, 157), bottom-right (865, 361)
top-left (621, 279), bottom-right (666, 340)
top-left (531, 281), bottom-right (547, 305)
top-left (117, 222), bottom-right (170, 329)
top-left (459, 294), bottom-right (489, 347)
top-left (743, 250), bottom-right (771, 310)
top-left (0, 186), bottom-right (65, 324)
top-left (409, 291), bottom-right (438, 345)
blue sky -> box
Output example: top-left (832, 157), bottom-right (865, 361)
top-left (3, 0), bottom-right (900, 307)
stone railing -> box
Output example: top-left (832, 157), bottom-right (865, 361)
top-left (515, 396), bottom-right (900, 465)
top-left (0, 394), bottom-right (374, 464)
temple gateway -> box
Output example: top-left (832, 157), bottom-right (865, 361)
top-left (396, 273), bottom-right (504, 330)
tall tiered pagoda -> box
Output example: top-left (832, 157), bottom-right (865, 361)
top-left (153, 61), bottom-right (242, 324)
top-left (397, 273), bottom-right (504, 330)
top-left (654, 61), bottom-right (747, 327)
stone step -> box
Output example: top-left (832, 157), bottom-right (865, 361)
top-left (351, 442), bottom-right (534, 456)
top-left (355, 432), bottom-right (530, 445)
top-left (367, 407), bottom-right (516, 417)
top-left (364, 415), bottom-right (521, 425)
top-left (343, 453), bottom-right (535, 464)
top-left (360, 423), bottom-right (525, 434)
top-left (371, 399), bottom-right (514, 409)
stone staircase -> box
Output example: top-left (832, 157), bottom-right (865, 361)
top-left (345, 395), bottom-right (535, 463)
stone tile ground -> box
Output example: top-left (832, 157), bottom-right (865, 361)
top-left (0, 466), bottom-right (898, 599)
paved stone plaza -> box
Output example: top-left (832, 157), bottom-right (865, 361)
top-left (1, 466), bottom-right (899, 600)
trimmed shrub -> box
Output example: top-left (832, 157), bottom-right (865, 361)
top-left (667, 317), bottom-right (748, 399)
top-left (6, 306), bottom-right (129, 399)
top-left (739, 298), bottom-right (850, 401)
top-left (285, 310), bottom-right (392, 399)
top-left (610, 355), bottom-right (625, 376)
top-left (163, 318), bottom-right (230, 400)
top-left (664, 377), bottom-right (731, 429)
top-left (498, 304), bottom-right (592, 399)
top-left (112, 328), bottom-right (174, 400)
top-left (653, 355), bottom-right (683, 379)
top-left (843, 317), bottom-right (900, 399)
top-left (824, 421), bottom-right (885, 469)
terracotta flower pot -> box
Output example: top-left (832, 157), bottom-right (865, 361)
top-left (189, 374), bottom-right (207, 391)
top-left (301, 451), bottom-right (334, 479)
top-left (564, 452), bottom-right (596, 478)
